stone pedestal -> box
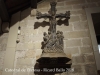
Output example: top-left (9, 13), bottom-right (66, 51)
top-left (34, 53), bottom-right (72, 75)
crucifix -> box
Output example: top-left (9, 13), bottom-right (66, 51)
top-left (36, 1), bottom-right (70, 52)
top-left (34, 1), bottom-right (71, 75)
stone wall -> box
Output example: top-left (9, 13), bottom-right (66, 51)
top-left (0, 33), bottom-right (9, 75)
top-left (13, 0), bottom-right (100, 75)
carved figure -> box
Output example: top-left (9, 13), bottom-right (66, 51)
top-left (36, 1), bottom-right (70, 53)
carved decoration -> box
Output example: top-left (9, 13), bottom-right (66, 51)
top-left (36, 1), bottom-right (70, 52)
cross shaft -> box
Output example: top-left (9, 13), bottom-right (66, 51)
top-left (36, 1), bottom-right (70, 33)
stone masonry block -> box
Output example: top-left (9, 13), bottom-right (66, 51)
top-left (80, 15), bottom-right (87, 21)
top-left (72, 55), bottom-right (85, 64)
top-left (66, 0), bottom-right (85, 5)
top-left (16, 43), bottom-right (25, 50)
top-left (73, 5), bottom-right (83, 10)
top-left (36, 49), bottom-right (42, 59)
top-left (80, 46), bottom-right (93, 54)
top-left (25, 50), bottom-right (36, 58)
top-left (27, 43), bottom-right (34, 49)
top-left (69, 16), bottom-right (80, 22)
top-left (0, 70), bottom-right (2, 75)
top-left (82, 38), bottom-right (92, 46)
top-left (0, 51), bottom-right (5, 70)
top-left (70, 10), bottom-right (86, 15)
top-left (71, 65), bottom-right (82, 73)
top-left (57, 24), bottom-right (73, 32)
top-left (64, 31), bottom-right (89, 39)
top-left (64, 47), bottom-right (79, 55)
top-left (34, 42), bottom-right (42, 49)
top-left (66, 39), bottom-right (81, 47)
top-left (33, 35), bottom-right (43, 41)
top-left (0, 37), bottom-right (8, 51)
top-left (38, 26), bottom-right (49, 34)
top-left (84, 54), bottom-right (95, 63)
top-left (57, 6), bottom-right (73, 12)
top-left (57, 2), bottom-right (64, 6)
top-left (17, 72), bottom-right (28, 75)
top-left (73, 21), bottom-right (88, 31)
top-left (17, 58), bottom-right (33, 66)
top-left (84, 64), bottom-right (97, 75)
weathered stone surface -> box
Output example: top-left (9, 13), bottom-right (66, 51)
top-left (38, 26), bottom-right (49, 34)
top-left (71, 65), bottom-right (83, 73)
top-left (82, 37), bottom-right (92, 46)
top-left (0, 70), bottom-right (2, 75)
top-left (57, 6), bottom-right (73, 12)
top-left (81, 14), bottom-right (87, 20)
top-left (36, 49), bottom-right (42, 59)
top-left (34, 42), bottom-right (42, 49)
top-left (16, 43), bottom-right (25, 50)
top-left (17, 35), bottom-right (24, 43)
top-left (66, 0), bottom-right (85, 5)
top-left (73, 5), bottom-right (83, 10)
top-left (25, 50), bottom-right (36, 58)
top-left (84, 54), bottom-right (95, 63)
top-left (73, 21), bottom-right (88, 31)
top-left (70, 47), bottom-right (79, 55)
top-left (0, 51), bottom-right (6, 70)
top-left (17, 58), bottom-right (34, 66)
top-left (64, 31), bottom-right (89, 39)
top-left (15, 50), bottom-right (26, 58)
top-left (0, 36), bottom-right (8, 51)
top-left (72, 55), bottom-right (85, 63)
top-left (80, 46), bottom-right (93, 54)
top-left (84, 64), bottom-right (97, 75)
top-left (57, 24), bottom-right (73, 32)
top-left (66, 39), bottom-right (81, 47)
top-left (57, 2), bottom-right (64, 6)
top-left (69, 16), bottom-right (80, 22)
top-left (16, 71), bottom-right (28, 75)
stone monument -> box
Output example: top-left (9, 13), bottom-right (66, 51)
top-left (34, 1), bottom-right (71, 75)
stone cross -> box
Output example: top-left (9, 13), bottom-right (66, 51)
top-left (36, 1), bottom-right (70, 52)
top-left (36, 1), bottom-right (70, 33)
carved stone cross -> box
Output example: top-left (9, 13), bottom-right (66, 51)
top-left (36, 1), bottom-right (70, 53)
